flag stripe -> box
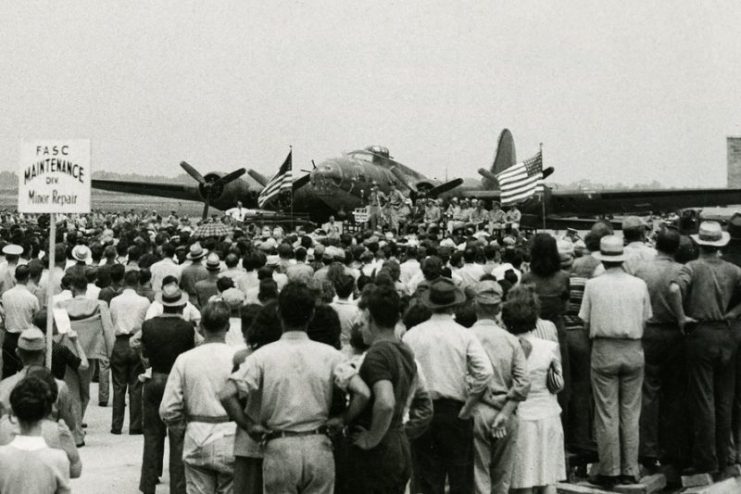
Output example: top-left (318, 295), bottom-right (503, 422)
top-left (258, 151), bottom-right (293, 208)
top-left (495, 152), bottom-right (543, 207)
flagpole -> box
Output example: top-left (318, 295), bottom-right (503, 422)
top-left (540, 142), bottom-right (546, 231)
top-left (289, 145), bottom-right (294, 232)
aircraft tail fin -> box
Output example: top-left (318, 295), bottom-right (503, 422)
top-left (480, 129), bottom-right (517, 189)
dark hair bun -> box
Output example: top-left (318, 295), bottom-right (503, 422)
top-left (10, 376), bottom-right (53, 423)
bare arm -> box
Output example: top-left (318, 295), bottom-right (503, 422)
top-left (342, 374), bottom-right (371, 425)
top-left (353, 380), bottom-right (395, 450)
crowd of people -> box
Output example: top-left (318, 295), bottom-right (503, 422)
top-left (0, 204), bottom-right (738, 493)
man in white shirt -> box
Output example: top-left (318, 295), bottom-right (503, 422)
top-left (403, 277), bottom-right (493, 493)
top-left (109, 270), bottom-right (151, 434)
top-left (149, 243), bottom-right (181, 295)
top-left (225, 201), bottom-right (247, 222)
top-left (1, 264), bottom-right (40, 377)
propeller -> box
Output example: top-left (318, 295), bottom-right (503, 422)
top-left (427, 178), bottom-right (464, 198)
top-left (180, 161), bottom-right (247, 220)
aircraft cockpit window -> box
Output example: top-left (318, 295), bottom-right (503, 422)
top-left (349, 151), bottom-right (373, 163)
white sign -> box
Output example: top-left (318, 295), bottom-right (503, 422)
top-left (353, 207), bottom-right (369, 223)
top-left (18, 140), bottom-right (91, 214)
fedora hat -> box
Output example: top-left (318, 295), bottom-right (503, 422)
top-left (728, 213), bottom-right (741, 240)
top-left (186, 243), bottom-right (206, 260)
top-left (421, 277), bottom-right (466, 309)
top-left (691, 221), bottom-right (730, 247)
top-left (71, 244), bottom-right (91, 262)
top-left (205, 253), bottom-right (221, 271)
top-left (156, 284), bottom-right (189, 307)
top-left (593, 235), bottom-right (626, 262)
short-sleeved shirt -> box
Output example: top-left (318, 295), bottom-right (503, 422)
top-left (579, 269), bottom-right (652, 339)
top-left (674, 257), bottom-right (741, 321)
top-left (632, 254), bottom-right (683, 324)
top-left (229, 331), bottom-right (345, 432)
top-left (355, 340), bottom-right (416, 431)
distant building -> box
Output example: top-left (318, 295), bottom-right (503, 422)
top-left (728, 137), bottom-right (741, 187)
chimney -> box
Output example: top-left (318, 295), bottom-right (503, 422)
top-left (728, 137), bottom-right (741, 187)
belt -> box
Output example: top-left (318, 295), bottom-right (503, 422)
top-left (262, 426), bottom-right (329, 444)
top-left (186, 414), bottom-right (230, 424)
top-left (115, 333), bottom-right (132, 339)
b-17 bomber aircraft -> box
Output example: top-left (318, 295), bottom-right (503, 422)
top-left (91, 129), bottom-right (741, 227)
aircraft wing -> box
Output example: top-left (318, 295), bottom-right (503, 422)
top-left (550, 188), bottom-right (741, 216)
top-left (91, 179), bottom-right (201, 202)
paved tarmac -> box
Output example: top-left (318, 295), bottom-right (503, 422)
top-left (72, 383), bottom-right (172, 494)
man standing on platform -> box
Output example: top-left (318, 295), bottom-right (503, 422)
top-left (579, 235), bottom-right (651, 488)
top-left (403, 278), bottom-right (493, 493)
top-left (671, 221), bottom-right (741, 479)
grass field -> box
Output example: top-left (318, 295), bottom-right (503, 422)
top-left (0, 189), bottom-right (207, 216)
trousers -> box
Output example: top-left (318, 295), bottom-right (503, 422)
top-left (591, 338), bottom-right (644, 478)
top-left (639, 323), bottom-right (689, 465)
top-left (98, 357), bottom-right (110, 405)
top-left (184, 463), bottom-right (233, 494)
top-left (686, 322), bottom-right (737, 473)
top-left (565, 326), bottom-right (595, 455)
top-left (110, 337), bottom-right (143, 432)
top-left (472, 403), bottom-right (518, 494)
top-left (1, 332), bottom-right (21, 378)
top-left (346, 427), bottom-right (411, 494)
top-left (140, 372), bottom-right (185, 494)
top-left (64, 363), bottom-right (96, 444)
top-left (411, 399), bottom-right (473, 494)
top-left (263, 435), bottom-right (335, 494)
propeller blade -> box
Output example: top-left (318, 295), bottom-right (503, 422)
top-left (428, 178), bottom-right (464, 197)
top-left (202, 200), bottom-right (210, 220)
top-left (311, 160), bottom-right (317, 169)
top-left (247, 169), bottom-right (268, 187)
top-left (542, 166), bottom-right (555, 180)
top-left (293, 174), bottom-right (311, 191)
top-left (181, 161), bottom-right (206, 185)
top-left (214, 168), bottom-right (246, 186)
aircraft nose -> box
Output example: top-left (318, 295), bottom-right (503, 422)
top-left (311, 160), bottom-right (343, 192)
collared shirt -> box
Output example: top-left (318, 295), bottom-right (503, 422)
top-left (674, 256), bottom-right (741, 321)
top-left (579, 269), bottom-right (651, 339)
top-left (623, 241), bottom-right (657, 275)
top-left (399, 259), bottom-right (421, 288)
top-left (159, 341), bottom-right (237, 467)
top-left (229, 331), bottom-right (345, 432)
top-left (470, 319), bottom-right (530, 410)
top-left (632, 253), bottom-right (683, 324)
top-left (2, 284), bottom-right (39, 333)
top-left (402, 313), bottom-right (493, 402)
top-left (149, 257), bottom-right (181, 293)
top-left (85, 284), bottom-right (101, 301)
top-left (109, 288), bottom-right (151, 336)
top-left (237, 271), bottom-right (260, 304)
top-left (456, 263), bottom-right (486, 287)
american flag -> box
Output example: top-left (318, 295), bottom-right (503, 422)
top-left (495, 152), bottom-right (543, 206)
top-left (257, 150), bottom-right (293, 208)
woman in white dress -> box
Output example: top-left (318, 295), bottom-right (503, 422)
top-left (502, 288), bottom-right (566, 494)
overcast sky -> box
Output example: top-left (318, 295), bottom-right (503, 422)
top-left (1, 1), bottom-right (740, 188)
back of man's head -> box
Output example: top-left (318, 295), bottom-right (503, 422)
top-left (201, 301), bottom-right (230, 334)
top-left (110, 264), bottom-right (125, 284)
top-left (224, 253), bottom-right (239, 268)
top-left (366, 283), bottom-right (400, 329)
top-left (71, 275), bottom-right (87, 292)
top-left (655, 228), bottom-right (680, 256)
top-left (14, 265), bottom-right (30, 284)
top-left (123, 269), bottom-right (139, 287)
top-left (161, 243), bottom-right (175, 258)
top-left (278, 282), bottom-right (315, 330)
top-left (334, 273), bottom-right (355, 299)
